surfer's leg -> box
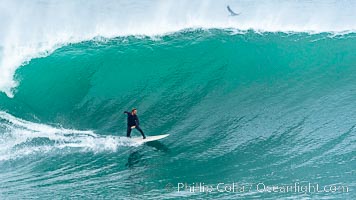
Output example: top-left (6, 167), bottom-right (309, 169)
top-left (136, 126), bottom-right (146, 139)
top-left (126, 126), bottom-right (132, 137)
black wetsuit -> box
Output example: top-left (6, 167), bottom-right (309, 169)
top-left (124, 111), bottom-right (145, 138)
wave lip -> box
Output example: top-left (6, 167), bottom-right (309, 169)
top-left (1, 0), bottom-right (356, 97)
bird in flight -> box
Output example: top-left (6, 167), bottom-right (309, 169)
top-left (227, 5), bottom-right (240, 16)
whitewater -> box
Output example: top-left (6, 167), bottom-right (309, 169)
top-left (0, 0), bottom-right (355, 199)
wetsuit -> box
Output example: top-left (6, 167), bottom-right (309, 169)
top-left (124, 111), bottom-right (146, 138)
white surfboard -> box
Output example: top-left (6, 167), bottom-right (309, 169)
top-left (131, 134), bottom-right (169, 144)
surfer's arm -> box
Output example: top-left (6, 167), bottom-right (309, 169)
top-left (135, 116), bottom-right (140, 126)
top-left (124, 111), bottom-right (130, 114)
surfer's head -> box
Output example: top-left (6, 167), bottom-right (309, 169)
top-left (131, 108), bottom-right (137, 115)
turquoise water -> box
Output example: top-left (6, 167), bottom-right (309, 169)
top-left (0, 30), bottom-right (355, 199)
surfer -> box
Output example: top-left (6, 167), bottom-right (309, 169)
top-left (124, 108), bottom-right (146, 139)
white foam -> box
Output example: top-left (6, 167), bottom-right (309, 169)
top-left (0, 111), bottom-right (138, 161)
top-left (0, 0), bottom-right (356, 97)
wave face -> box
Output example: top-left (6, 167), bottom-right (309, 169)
top-left (0, 30), bottom-right (355, 199)
top-left (1, 0), bottom-right (356, 97)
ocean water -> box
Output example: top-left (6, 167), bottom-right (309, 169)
top-left (0, 0), bottom-right (355, 199)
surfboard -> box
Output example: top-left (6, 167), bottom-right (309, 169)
top-left (131, 134), bottom-right (169, 144)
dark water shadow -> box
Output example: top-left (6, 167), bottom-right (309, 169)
top-left (144, 141), bottom-right (170, 153)
top-left (125, 141), bottom-right (169, 169)
top-left (125, 150), bottom-right (143, 169)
